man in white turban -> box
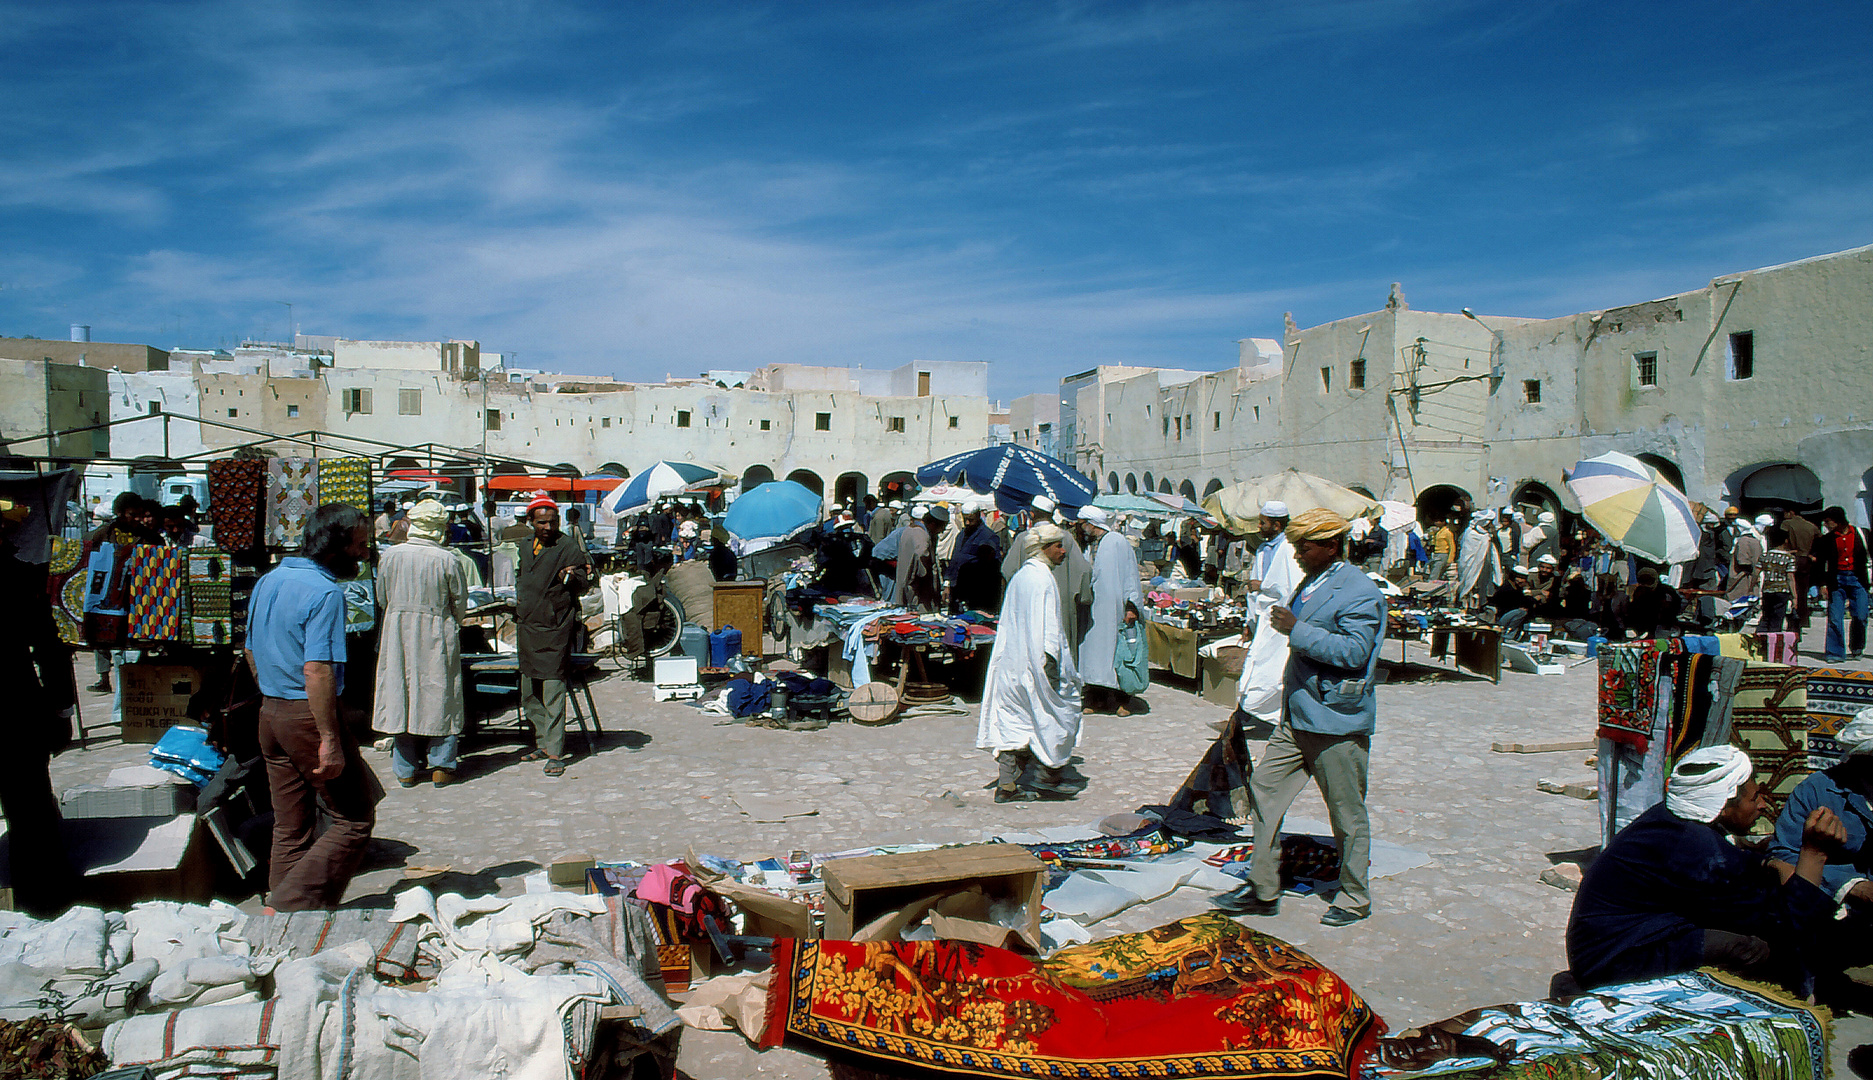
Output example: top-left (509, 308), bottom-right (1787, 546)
top-left (977, 522), bottom-right (1084, 802)
top-left (1000, 495), bottom-right (1092, 661)
top-left (1772, 707), bottom-right (1873, 912)
top-left (1077, 505), bottom-right (1143, 714)
top-left (1234, 500), bottom-right (1302, 724)
top-left (1566, 745), bottom-right (1846, 990)
top-left (374, 499), bottom-right (471, 788)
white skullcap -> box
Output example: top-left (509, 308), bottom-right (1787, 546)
top-left (1665, 746), bottom-right (1755, 823)
top-left (910, 505), bottom-right (927, 519)
top-left (1510, 511), bottom-right (1525, 522)
top-left (1537, 554), bottom-right (1559, 567)
top-left (1030, 495), bottom-right (1057, 515)
top-left (1755, 514), bottom-right (1775, 528)
top-left (1838, 707), bottom-right (1873, 757)
top-left (889, 500), bottom-right (905, 509)
top-left (1260, 500), bottom-right (1289, 518)
top-left (1079, 505), bottom-right (1110, 528)
top-left (1538, 512), bottom-right (1556, 525)
top-left (1511, 565), bottom-right (1531, 576)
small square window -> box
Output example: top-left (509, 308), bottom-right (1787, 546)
top-left (227, 408), bottom-right (237, 418)
top-left (888, 416), bottom-right (905, 433)
top-left (1320, 366), bottom-right (1332, 393)
top-left (601, 417), bottom-right (611, 428)
top-left (815, 412), bottom-right (831, 431)
top-left (286, 404), bottom-right (299, 418)
top-left (1635, 352), bottom-right (1659, 387)
top-left (948, 416), bottom-right (959, 428)
top-left (147, 401), bottom-right (161, 415)
top-left (1523, 379), bottom-right (1542, 404)
top-left (485, 409), bottom-right (501, 431)
top-left (760, 419), bottom-right (771, 431)
top-left (1162, 417), bottom-right (1170, 436)
top-left (398, 388), bottom-right (422, 415)
top-left (676, 410), bottom-right (690, 427)
top-left (1350, 358), bottom-right (1366, 390)
top-left (1728, 332), bottom-right (1754, 380)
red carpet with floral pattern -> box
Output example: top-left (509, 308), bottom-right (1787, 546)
top-left (763, 912), bottom-right (1383, 1078)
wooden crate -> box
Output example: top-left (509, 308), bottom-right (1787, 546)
top-left (711, 581), bottom-right (765, 656)
top-left (820, 844), bottom-right (1045, 943)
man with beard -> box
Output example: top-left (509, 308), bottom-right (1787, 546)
top-left (245, 503), bottom-right (380, 910)
top-left (516, 496), bottom-right (593, 777)
top-left (946, 505), bottom-right (1003, 613)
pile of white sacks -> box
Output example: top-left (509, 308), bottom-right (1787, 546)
top-left (0, 889), bottom-right (678, 1080)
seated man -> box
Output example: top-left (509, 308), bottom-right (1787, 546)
top-left (1566, 746), bottom-right (1842, 990)
top-left (1530, 554), bottom-right (1602, 641)
top-left (1488, 566), bottom-right (1536, 637)
top-left (1622, 567), bottom-right (1683, 638)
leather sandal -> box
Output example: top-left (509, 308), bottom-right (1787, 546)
top-left (543, 756), bottom-right (570, 777)
top-left (520, 749), bottom-right (549, 763)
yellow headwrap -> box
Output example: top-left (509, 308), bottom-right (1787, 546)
top-left (1023, 521), bottom-right (1068, 561)
top-left (1285, 508), bottom-right (1351, 545)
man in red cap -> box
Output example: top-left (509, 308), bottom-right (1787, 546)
top-left (516, 496), bottom-right (591, 776)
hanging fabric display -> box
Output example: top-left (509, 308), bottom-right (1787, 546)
top-left (1728, 662), bottom-right (1810, 822)
top-left (47, 535), bottom-right (86, 645)
top-left (188, 548), bottom-right (234, 646)
top-left (126, 544), bottom-right (188, 642)
top-left (81, 541), bottom-right (132, 646)
top-left (267, 457), bottom-right (319, 548)
top-left (208, 459), bottom-right (265, 550)
top-left (317, 456), bottom-right (373, 513)
top-left (1806, 667), bottom-right (1873, 772)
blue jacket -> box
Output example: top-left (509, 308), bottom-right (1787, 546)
top-left (1770, 764), bottom-right (1873, 900)
top-left (1282, 560), bottom-right (1386, 736)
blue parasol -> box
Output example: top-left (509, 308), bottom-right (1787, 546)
top-left (723, 480), bottom-right (823, 545)
top-left (915, 445), bottom-right (1097, 513)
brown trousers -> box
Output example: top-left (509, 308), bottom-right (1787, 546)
top-left (259, 697), bottom-right (379, 910)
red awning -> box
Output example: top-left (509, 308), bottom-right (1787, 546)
top-left (386, 470), bottom-right (456, 483)
top-left (485, 475), bottom-right (574, 492)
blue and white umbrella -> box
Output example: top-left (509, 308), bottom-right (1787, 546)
top-left (723, 480), bottom-right (822, 546)
top-left (600, 461), bottom-right (724, 515)
top-left (915, 445), bottom-right (1097, 513)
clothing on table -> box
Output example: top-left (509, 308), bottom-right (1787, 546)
top-left (976, 556), bottom-right (1083, 769)
top-left (1236, 533), bottom-right (1302, 721)
top-left (245, 557), bottom-right (347, 698)
top-left (1080, 530), bottom-right (1144, 692)
top-left (258, 696), bottom-right (378, 910)
top-left (1566, 802), bottom-right (1831, 989)
top-left (372, 537), bottom-right (470, 740)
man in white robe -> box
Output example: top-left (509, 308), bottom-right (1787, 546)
top-left (1078, 506), bottom-right (1144, 714)
top-left (374, 500), bottom-right (471, 788)
top-left (1237, 501), bottom-right (1303, 723)
top-left (978, 523), bottom-right (1085, 803)
top-left (999, 495), bottom-right (1093, 662)
top-left (1458, 509), bottom-right (1503, 609)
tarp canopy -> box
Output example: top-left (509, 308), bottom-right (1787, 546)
top-left (1202, 471), bottom-right (1379, 534)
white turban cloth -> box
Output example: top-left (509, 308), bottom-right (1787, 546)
top-left (1260, 500), bottom-right (1289, 518)
top-left (1078, 505), bottom-right (1110, 528)
top-left (1838, 706), bottom-right (1873, 757)
top-left (1665, 746), bottom-right (1755, 822)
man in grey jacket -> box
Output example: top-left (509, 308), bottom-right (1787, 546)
top-left (1215, 508), bottom-right (1387, 927)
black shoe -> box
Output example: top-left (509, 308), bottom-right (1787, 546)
top-left (1024, 778), bottom-right (1081, 800)
top-left (1212, 887), bottom-right (1279, 916)
top-left (1320, 906), bottom-right (1369, 927)
top-left (85, 680), bottom-right (111, 693)
top-left (994, 786), bottom-right (1037, 803)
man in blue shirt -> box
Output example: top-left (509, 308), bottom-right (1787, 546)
top-left (1772, 707), bottom-right (1873, 914)
top-left (245, 503), bottom-right (378, 910)
top-left (1215, 508), bottom-right (1386, 927)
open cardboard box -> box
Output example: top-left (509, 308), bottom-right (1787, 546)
top-left (820, 843), bottom-right (1044, 947)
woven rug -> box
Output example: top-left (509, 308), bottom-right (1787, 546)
top-left (266, 457), bottom-right (318, 548)
top-left (208, 459), bottom-right (265, 551)
top-left (125, 544), bottom-right (188, 642)
top-left (764, 912), bottom-right (1382, 1079)
top-left (1806, 666), bottom-right (1873, 771)
top-left (1597, 644), bottom-right (1662, 751)
top-left (1729, 663), bottom-right (1809, 822)
top-left (188, 549), bottom-right (234, 646)
top-left (1362, 968), bottom-right (1827, 1080)
top-left (317, 456), bottom-right (373, 513)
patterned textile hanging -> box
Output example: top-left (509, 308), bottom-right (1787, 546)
top-left (188, 548), bottom-right (234, 646)
top-left (267, 457), bottom-right (319, 548)
top-left (125, 544), bottom-right (188, 642)
top-left (208, 459), bottom-right (265, 550)
top-left (317, 456), bottom-right (373, 513)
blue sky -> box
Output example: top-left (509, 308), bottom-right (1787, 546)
top-left (2, 1), bottom-right (1869, 400)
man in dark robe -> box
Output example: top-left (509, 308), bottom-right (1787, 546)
top-left (516, 497), bottom-right (591, 777)
top-left (1567, 746), bottom-right (1843, 990)
top-left (947, 507), bottom-right (1003, 613)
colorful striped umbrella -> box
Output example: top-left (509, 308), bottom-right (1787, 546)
top-left (1565, 451), bottom-right (1700, 564)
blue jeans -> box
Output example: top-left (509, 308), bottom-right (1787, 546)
top-left (1826, 571), bottom-right (1869, 660)
top-left (391, 733), bottom-right (460, 779)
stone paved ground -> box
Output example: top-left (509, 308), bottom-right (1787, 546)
top-left (42, 632), bottom-right (1873, 1077)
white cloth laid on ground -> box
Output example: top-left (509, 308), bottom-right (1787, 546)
top-left (977, 556), bottom-right (1083, 768)
top-left (1237, 534), bottom-right (1302, 720)
top-left (389, 887), bottom-right (607, 958)
top-left (1080, 530), bottom-right (1144, 691)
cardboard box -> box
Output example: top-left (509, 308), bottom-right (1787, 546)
top-left (1198, 655), bottom-right (1238, 707)
top-left (820, 844), bottom-right (1045, 944)
top-left (120, 663), bottom-right (207, 744)
top-left (63, 814), bottom-right (214, 907)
